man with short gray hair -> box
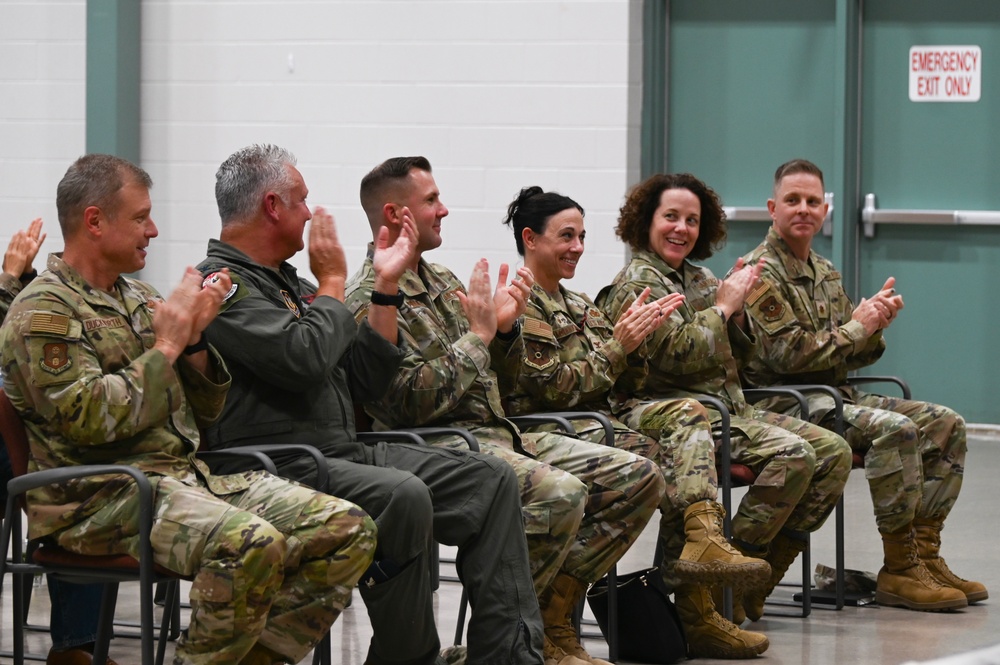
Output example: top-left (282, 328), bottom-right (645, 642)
top-left (199, 144), bottom-right (543, 665)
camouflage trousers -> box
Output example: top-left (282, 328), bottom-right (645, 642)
top-left (582, 401), bottom-right (850, 572)
top-left (54, 471), bottom-right (376, 665)
top-left (830, 392), bottom-right (965, 533)
top-left (721, 407), bottom-right (851, 548)
top-left (610, 399), bottom-right (718, 582)
top-left (428, 427), bottom-right (664, 595)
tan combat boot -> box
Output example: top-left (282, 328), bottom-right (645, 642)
top-left (740, 530), bottom-right (809, 622)
top-left (674, 583), bottom-right (769, 659)
top-left (913, 518), bottom-right (988, 603)
top-left (675, 500), bottom-right (771, 590)
top-left (875, 525), bottom-right (967, 611)
top-left (540, 574), bottom-right (611, 665)
top-left (542, 638), bottom-right (589, 665)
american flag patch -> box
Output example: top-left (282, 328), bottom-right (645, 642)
top-left (29, 313), bottom-right (70, 335)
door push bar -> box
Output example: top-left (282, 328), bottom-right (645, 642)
top-left (862, 193), bottom-right (1000, 238)
top-left (723, 193), bottom-right (834, 237)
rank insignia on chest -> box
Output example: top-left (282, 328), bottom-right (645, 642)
top-left (759, 296), bottom-right (785, 322)
top-left (41, 342), bottom-right (72, 374)
top-left (280, 290), bottom-right (301, 318)
top-left (817, 302), bottom-right (828, 318)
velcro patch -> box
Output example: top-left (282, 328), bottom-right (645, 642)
top-left (202, 272), bottom-right (239, 302)
top-left (758, 296), bottom-right (785, 322)
top-left (30, 313), bottom-right (70, 335)
top-left (41, 342), bottom-right (72, 374)
top-left (523, 318), bottom-right (555, 340)
top-left (746, 282), bottom-right (769, 306)
top-left (84, 317), bottom-right (126, 332)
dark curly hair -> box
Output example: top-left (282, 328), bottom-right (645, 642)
top-left (615, 173), bottom-right (727, 261)
top-left (502, 186), bottom-right (584, 256)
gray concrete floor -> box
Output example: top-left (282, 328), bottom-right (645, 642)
top-left (3, 436), bottom-right (998, 664)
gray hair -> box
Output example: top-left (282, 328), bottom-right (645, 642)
top-left (215, 144), bottom-right (298, 225)
top-left (56, 154), bottom-right (152, 237)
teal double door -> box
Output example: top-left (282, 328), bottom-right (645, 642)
top-left (650, 0), bottom-right (1000, 422)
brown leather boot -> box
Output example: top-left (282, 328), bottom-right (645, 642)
top-left (675, 500), bottom-right (771, 590)
top-left (674, 583), bottom-right (768, 659)
top-left (875, 525), bottom-right (967, 611)
top-left (740, 530), bottom-right (809, 622)
top-left (540, 574), bottom-right (608, 665)
top-left (913, 518), bottom-right (988, 603)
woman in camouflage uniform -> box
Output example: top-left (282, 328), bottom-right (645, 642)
top-left (597, 174), bottom-right (853, 650)
top-left (503, 186), bottom-right (771, 660)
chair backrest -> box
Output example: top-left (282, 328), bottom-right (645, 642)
top-left (0, 389), bottom-right (31, 480)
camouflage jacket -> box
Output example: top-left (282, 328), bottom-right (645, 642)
top-left (596, 249), bottom-right (754, 416)
top-left (197, 239), bottom-right (405, 455)
top-left (0, 269), bottom-right (35, 320)
top-left (345, 249), bottom-right (524, 446)
top-left (741, 227), bottom-right (885, 389)
top-left (506, 283), bottom-right (633, 416)
top-left (0, 253), bottom-right (235, 540)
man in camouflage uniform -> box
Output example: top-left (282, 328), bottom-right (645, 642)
top-left (346, 157), bottom-right (665, 665)
top-left (499, 186), bottom-right (770, 635)
top-left (597, 173), bottom-right (852, 638)
top-left (0, 154), bottom-right (377, 665)
top-left (196, 144), bottom-right (543, 665)
top-left (741, 158), bottom-right (981, 611)
top-left (1, 218), bottom-right (118, 665)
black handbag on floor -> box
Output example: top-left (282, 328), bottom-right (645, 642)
top-left (586, 567), bottom-right (687, 664)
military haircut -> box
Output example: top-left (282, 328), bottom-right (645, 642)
top-left (215, 144), bottom-right (298, 226)
top-left (616, 172), bottom-right (727, 262)
top-left (359, 156), bottom-right (432, 226)
top-left (502, 186), bottom-right (584, 256)
top-left (773, 159), bottom-right (825, 195)
top-left (56, 154), bottom-right (152, 238)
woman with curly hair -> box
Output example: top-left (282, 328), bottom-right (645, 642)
top-left (503, 185), bottom-right (770, 660)
top-left (597, 174), bottom-right (852, 655)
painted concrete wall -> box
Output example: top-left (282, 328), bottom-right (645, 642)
top-left (2, 0), bottom-right (640, 298)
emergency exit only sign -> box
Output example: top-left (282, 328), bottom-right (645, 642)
top-left (909, 45), bottom-right (981, 102)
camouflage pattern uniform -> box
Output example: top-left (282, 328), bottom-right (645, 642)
top-left (0, 268), bottom-right (34, 320)
top-left (198, 239), bottom-right (543, 665)
top-left (345, 249), bottom-right (664, 597)
top-left (0, 253), bottom-right (377, 665)
top-left (508, 283), bottom-right (717, 586)
top-left (597, 249), bottom-right (851, 548)
top-left (742, 228), bottom-right (966, 533)
top-left (1, 268), bottom-right (110, 652)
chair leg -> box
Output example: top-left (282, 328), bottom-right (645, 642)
top-left (454, 588), bottom-right (469, 646)
top-left (91, 582), bottom-right (120, 665)
top-left (156, 581), bottom-right (181, 665)
top-left (311, 633), bottom-right (331, 665)
top-left (429, 542), bottom-right (440, 592)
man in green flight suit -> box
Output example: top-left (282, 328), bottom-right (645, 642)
top-left (197, 144), bottom-right (543, 665)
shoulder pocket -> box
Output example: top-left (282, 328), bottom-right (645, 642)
top-left (26, 315), bottom-right (83, 387)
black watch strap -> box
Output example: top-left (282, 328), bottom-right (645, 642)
top-left (183, 335), bottom-right (209, 356)
top-left (371, 289), bottom-right (405, 307)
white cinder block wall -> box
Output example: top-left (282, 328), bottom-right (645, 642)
top-left (0, 1), bottom-right (86, 257)
top-left (3, 0), bottom-right (643, 299)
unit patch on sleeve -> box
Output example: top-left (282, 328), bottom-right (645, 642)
top-left (41, 342), bottom-right (72, 374)
top-left (758, 296), bottom-right (785, 322)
